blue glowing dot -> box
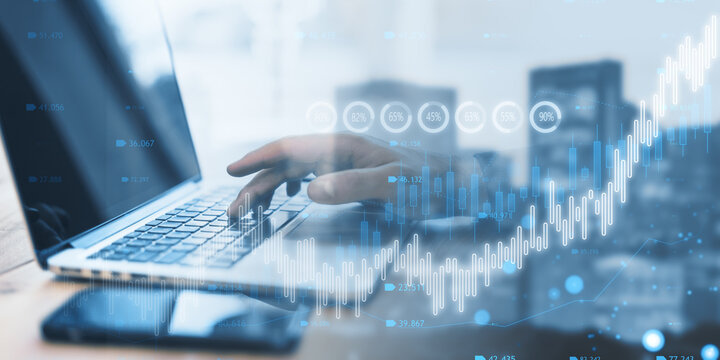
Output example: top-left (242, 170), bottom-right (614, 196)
top-left (503, 261), bottom-right (516, 274)
top-left (521, 214), bottom-right (532, 229)
top-left (616, 334), bottom-right (621, 340)
top-left (688, 290), bottom-right (693, 295)
top-left (548, 287), bottom-right (561, 301)
top-left (565, 275), bottom-right (584, 294)
top-left (698, 239), bottom-right (703, 244)
top-left (702, 344), bottom-right (719, 360)
top-left (642, 329), bottom-right (665, 352)
top-left (678, 232), bottom-right (683, 238)
top-left (474, 310), bottom-right (491, 325)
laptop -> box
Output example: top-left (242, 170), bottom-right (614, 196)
top-left (0, 0), bottom-right (409, 299)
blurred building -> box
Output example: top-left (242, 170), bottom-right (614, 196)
top-left (520, 60), bottom-right (720, 339)
top-left (528, 60), bottom-right (636, 219)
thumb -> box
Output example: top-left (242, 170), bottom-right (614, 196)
top-left (307, 164), bottom-right (398, 204)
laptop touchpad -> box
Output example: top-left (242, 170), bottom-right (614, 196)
top-left (284, 203), bottom-right (406, 246)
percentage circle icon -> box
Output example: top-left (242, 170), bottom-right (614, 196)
top-left (380, 101), bottom-right (413, 133)
top-left (454, 101), bottom-right (487, 134)
top-left (417, 101), bottom-right (450, 134)
top-left (306, 101), bottom-right (337, 132)
top-left (342, 101), bottom-right (375, 133)
top-left (529, 101), bottom-right (562, 133)
top-left (492, 101), bottom-right (523, 133)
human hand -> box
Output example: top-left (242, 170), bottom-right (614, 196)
top-left (226, 133), bottom-right (472, 219)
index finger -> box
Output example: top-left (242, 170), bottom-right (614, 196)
top-left (226, 134), bottom-right (359, 177)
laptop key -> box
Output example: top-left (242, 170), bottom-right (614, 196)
top-left (145, 244), bottom-right (169, 252)
top-left (208, 220), bottom-right (228, 228)
top-left (156, 214), bottom-right (171, 220)
top-left (166, 210), bottom-right (180, 215)
top-left (154, 251), bottom-right (187, 264)
top-left (127, 239), bottom-right (152, 247)
top-left (186, 220), bottom-right (209, 227)
top-left (178, 211), bottom-right (200, 218)
top-left (124, 232), bottom-right (143, 238)
top-left (138, 233), bottom-right (163, 240)
top-left (145, 220), bottom-right (162, 226)
top-left (115, 247), bottom-right (137, 255)
top-left (158, 222), bottom-right (181, 228)
top-left (166, 231), bottom-right (190, 239)
top-left (156, 238), bottom-right (182, 246)
top-left (113, 238), bottom-right (129, 245)
top-left (128, 251), bottom-right (157, 262)
top-left (203, 226), bottom-right (224, 233)
top-left (148, 227), bottom-right (172, 234)
top-left (167, 216), bottom-right (192, 223)
top-left (135, 226), bottom-right (152, 232)
top-left (210, 237), bottom-right (236, 246)
top-left (195, 215), bottom-right (216, 222)
top-left (204, 210), bottom-right (224, 216)
top-left (176, 225), bottom-right (200, 233)
top-left (102, 253), bottom-right (126, 261)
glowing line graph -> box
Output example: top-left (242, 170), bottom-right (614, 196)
top-left (239, 16), bottom-right (718, 318)
top-left (396, 237), bottom-right (690, 330)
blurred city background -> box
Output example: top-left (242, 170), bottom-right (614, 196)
top-left (0, 1), bottom-right (718, 358)
top-left (154, 0), bottom-right (720, 355)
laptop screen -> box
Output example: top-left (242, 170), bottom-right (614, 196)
top-left (0, 0), bottom-right (201, 262)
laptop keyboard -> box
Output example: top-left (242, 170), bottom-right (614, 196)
top-left (87, 186), bottom-right (311, 268)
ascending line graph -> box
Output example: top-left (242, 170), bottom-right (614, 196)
top-left (375, 237), bottom-right (692, 330)
top-left (236, 16), bottom-right (719, 318)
